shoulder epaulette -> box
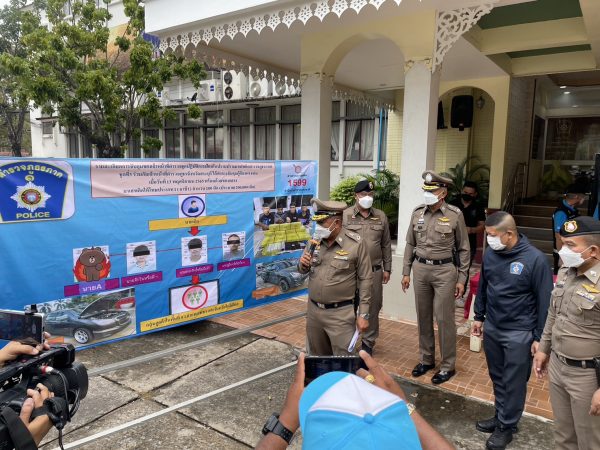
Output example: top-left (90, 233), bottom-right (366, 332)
top-left (413, 204), bottom-right (426, 212)
top-left (345, 230), bottom-right (361, 242)
top-left (445, 204), bottom-right (461, 214)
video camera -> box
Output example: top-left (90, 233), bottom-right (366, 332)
top-left (0, 344), bottom-right (88, 450)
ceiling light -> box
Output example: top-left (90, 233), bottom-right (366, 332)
top-left (560, 85), bottom-right (567, 89)
top-left (564, 91), bottom-right (571, 95)
top-left (572, 105), bottom-right (579, 108)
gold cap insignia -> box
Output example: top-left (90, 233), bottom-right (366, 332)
top-left (564, 220), bottom-right (578, 233)
top-left (425, 173), bottom-right (433, 183)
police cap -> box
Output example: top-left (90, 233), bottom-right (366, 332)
top-left (560, 216), bottom-right (600, 237)
top-left (422, 170), bottom-right (452, 191)
top-left (564, 183), bottom-right (589, 195)
top-left (311, 198), bottom-right (347, 222)
top-left (354, 179), bottom-right (374, 193)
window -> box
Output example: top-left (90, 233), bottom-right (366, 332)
top-left (331, 101), bottom-right (340, 161)
top-left (204, 111), bottom-right (223, 159)
top-left (344, 103), bottom-right (375, 161)
top-left (42, 121), bottom-right (54, 136)
top-left (142, 118), bottom-right (160, 158)
top-left (255, 107), bottom-right (276, 160)
top-left (183, 115), bottom-right (202, 159)
top-left (165, 114), bottom-right (181, 159)
top-left (67, 129), bottom-right (79, 158)
top-left (230, 109), bottom-right (250, 160)
top-left (281, 105), bottom-right (301, 160)
top-left (81, 133), bottom-right (93, 158)
top-left (128, 134), bottom-right (142, 158)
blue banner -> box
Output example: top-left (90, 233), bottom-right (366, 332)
top-left (0, 158), bottom-right (316, 348)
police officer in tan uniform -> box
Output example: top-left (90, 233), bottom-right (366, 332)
top-left (402, 170), bottom-right (470, 384)
top-left (343, 179), bottom-right (392, 355)
top-left (534, 216), bottom-right (600, 450)
top-left (299, 198), bottom-right (373, 356)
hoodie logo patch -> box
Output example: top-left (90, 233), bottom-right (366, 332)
top-left (510, 262), bottom-right (524, 275)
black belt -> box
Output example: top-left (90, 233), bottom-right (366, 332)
top-left (372, 264), bottom-right (382, 272)
top-left (556, 353), bottom-right (598, 369)
top-left (310, 299), bottom-right (353, 310)
top-left (414, 256), bottom-right (453, 266)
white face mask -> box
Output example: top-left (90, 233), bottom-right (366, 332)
top-left (487, 235), bottom-right (506, 251)
top-left (358, 196), bottom-right (374, 209)
top-left (423, 192), bottom-right (440, 206)
top-left (314, 221), bottom-right (336, 240)
top-left (558, 246), bottom-right (591, 268)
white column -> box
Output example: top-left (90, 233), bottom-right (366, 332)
top-left (396, 60), bottom-right (440, 255)
top-left (300, 72), bottom-right (332, 198)
top-left (338, 100), bottom-right (346, 180)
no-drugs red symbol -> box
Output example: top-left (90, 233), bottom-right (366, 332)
top-left (182, 285), bottom-right (209, 310)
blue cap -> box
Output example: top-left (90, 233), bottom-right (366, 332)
top-left (299, 372), bottom-right (422, 449)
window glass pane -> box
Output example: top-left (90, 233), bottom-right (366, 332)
top-left (184, 128), bottom-right (199, 159)
top-left (345, 120), bottom-right (361, 161)
top-left (360, 120), bottom-right (374, 161)
top-left (332, 101), bottom-right (341, 120)
top-left (282, 104), bottom-right (301, 122)
top-left (184, 114), bottom-right (203, 127)
top-left (281, 124), bottom-right (293, 160)
top-left (380, 116), bottom-right (387, 162)
top-left (128, 136), bottom-right (141, 158)
top-left (241, 127), bottom-right (250, 160)
top-left (82, 134), bottom-right (93, 158)
top-left (230, 127), bottom-right (241, 159)
top-left (255, 126), bottom-right (266, 160)
top-left (331, 121), bottom-right (340, 161)
top-left (214, 127), bottom-right (224, 159)
top-left (205, 128), bottom-right (215, 158)
top-left (165, 129), bottom-right (180, 158)
top-left (205, 111), bottom-right (223, 126)
top-left (42, 122), bottom-right (54, 135)
top-left (231, 109), bottom-right (250, 125)
top-left (68, 134), bottom-right (78, 158)
top-left (346, 102), bottom-right (374, 118)
top-left (255, 106), bottom-right (275, 124)
top-left (293, 124), bottom-right (301, 159)
top-left (165, 114), bottom-right (180, 128)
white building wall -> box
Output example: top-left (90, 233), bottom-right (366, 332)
top-left (30, 109), bottom-right (69, 158)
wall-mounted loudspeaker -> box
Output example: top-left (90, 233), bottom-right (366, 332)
top-left (451, 95), bottom-right (474, 131)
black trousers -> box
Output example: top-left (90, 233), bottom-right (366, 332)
top-left (483, 321), bottom-right (533, 427)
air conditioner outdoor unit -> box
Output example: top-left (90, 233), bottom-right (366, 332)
top-left (222, 70), bottom-right (248, 101)
top-left (197, 79), bottom-right (223, 103)
top-left (248, 77), bottom-right (271, 98)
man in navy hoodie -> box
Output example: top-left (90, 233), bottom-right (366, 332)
top-left (471, 211), bottom-right (553, 450)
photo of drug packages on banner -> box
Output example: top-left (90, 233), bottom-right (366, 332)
top-left (0, 158), bottom-right (317, 348)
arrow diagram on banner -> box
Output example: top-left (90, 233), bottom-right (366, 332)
top-left (191, 275), bottom-right (200, 285)
top-left (189, 226), bottom-right (200, 236)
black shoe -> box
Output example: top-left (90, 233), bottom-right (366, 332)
top-left (361, 342), bottom-right (373, 355)
top-left (431, 370), bottom-right (456, 384)
top-left (486, 426), bottom-right (513, 450)
top-left (411, 363), bottom-right (435, 377)
top-left (476, 417), bottom-right (498, 433)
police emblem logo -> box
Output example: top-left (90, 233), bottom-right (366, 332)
top-left (564, 220), bottom-right (578, 233)
top-left (368, 181), bottom-right (373, 190)
top-left (510, 262), bottom-right (524, 275)
top-left (425, 173), bottom-right (433, 183)
top-left (0, 160), bottom-right (75, 223)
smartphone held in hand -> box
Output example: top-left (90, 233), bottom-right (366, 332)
top-left (0, 309), bottom-right (45, 344)
top-left (304, 355), bottom-right (366, 386)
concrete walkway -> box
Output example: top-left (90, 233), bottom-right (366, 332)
top-left (38, 321), bottom-right (553, 450)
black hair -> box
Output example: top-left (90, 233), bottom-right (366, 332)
top-left (463, 181), bottom-right (479, 193)
top-left (485, 211), bottom-right (516, 232)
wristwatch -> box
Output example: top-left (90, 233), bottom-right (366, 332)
top-left (261, 413), bottom-right (294, 443)
top-left (359, 312), bottom-right (370, 320)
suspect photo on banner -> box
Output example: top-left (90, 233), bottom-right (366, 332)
top-left (178, 194), bottom-right (206, 218)
top-left (169, 280), bottom-right (219, 315)
top-left (34, 288), bottom-right (136, 347)
top-left (181, 236), bottom-right (207, 267)
top-left (126, 241), bottom-right (156, 274)
top-left (222, 232), bottom-right (245, 261)
top-left (72, 246), bottom-right (111, 283)
top-left (253, 195), bottom-right (313, 258)
top-left (253, 257), bottom-right (309, 299)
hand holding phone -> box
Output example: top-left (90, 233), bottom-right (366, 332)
top-left (304, 356), bottom-right (366, 386)
top-left (0, 310), bottom-right (45, 344)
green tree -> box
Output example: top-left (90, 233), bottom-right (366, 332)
top-left (0, 0), bottom-right (32, 157)
top-left (13, 0), bottom-right (204, 157)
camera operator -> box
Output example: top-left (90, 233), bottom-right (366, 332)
top-left (1, 336), bottom-right (54, 447)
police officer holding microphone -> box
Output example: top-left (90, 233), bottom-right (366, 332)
top-left (298, 198), bottom-right (373, 356)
